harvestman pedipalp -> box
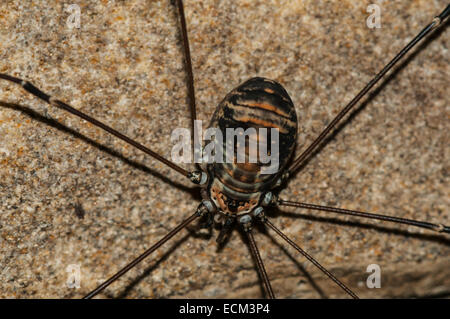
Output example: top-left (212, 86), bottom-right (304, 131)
top-left (0, 1), bottom-right (449, 298)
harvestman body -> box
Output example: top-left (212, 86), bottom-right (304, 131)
top-left (0, 1), bottom-right (449, 298)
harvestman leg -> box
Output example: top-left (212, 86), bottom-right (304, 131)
top-left (84, 206), bottom-right (207, 299)
top-left (260, 217), bottom-right (359, 299)
top-left (287, 5), bottom-right (450, 176)
top-left (241, 222), bottom-right (276, 299)
top-left (175, 0), bottom-right (200, 167)
top-left (282, 9), bottom-right (450, 231)
top-left (0, 74), bottom-right (189, 177)
top-left (276, 200), bottom-right (450, 234)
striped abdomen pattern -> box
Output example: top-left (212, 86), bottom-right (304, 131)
top-left (207, 77), bottom-right (298, 199)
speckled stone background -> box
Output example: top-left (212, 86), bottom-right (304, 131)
top-left (0, 0), bottom-right (448, 299)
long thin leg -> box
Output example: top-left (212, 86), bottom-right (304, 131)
top-left (278, 199), bottom-right (450, 234)
top-left (175, 0), bottom-right (199, 165)
top-left (244, 227), bottom-right (275, 299)
top-left (263, 219), bottom-right (358, 299)
top-left (288, 5), bottom-right (450, 175)
top-left (0, 73), bottom-right (190, 177)
top-left (83, 210), bottom-right (202, 299)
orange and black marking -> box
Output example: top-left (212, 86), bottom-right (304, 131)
top-left (207, 77), bottom-right (298, 215)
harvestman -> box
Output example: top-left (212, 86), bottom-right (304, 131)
top-left (0, 1), bottom-right (449, 298)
